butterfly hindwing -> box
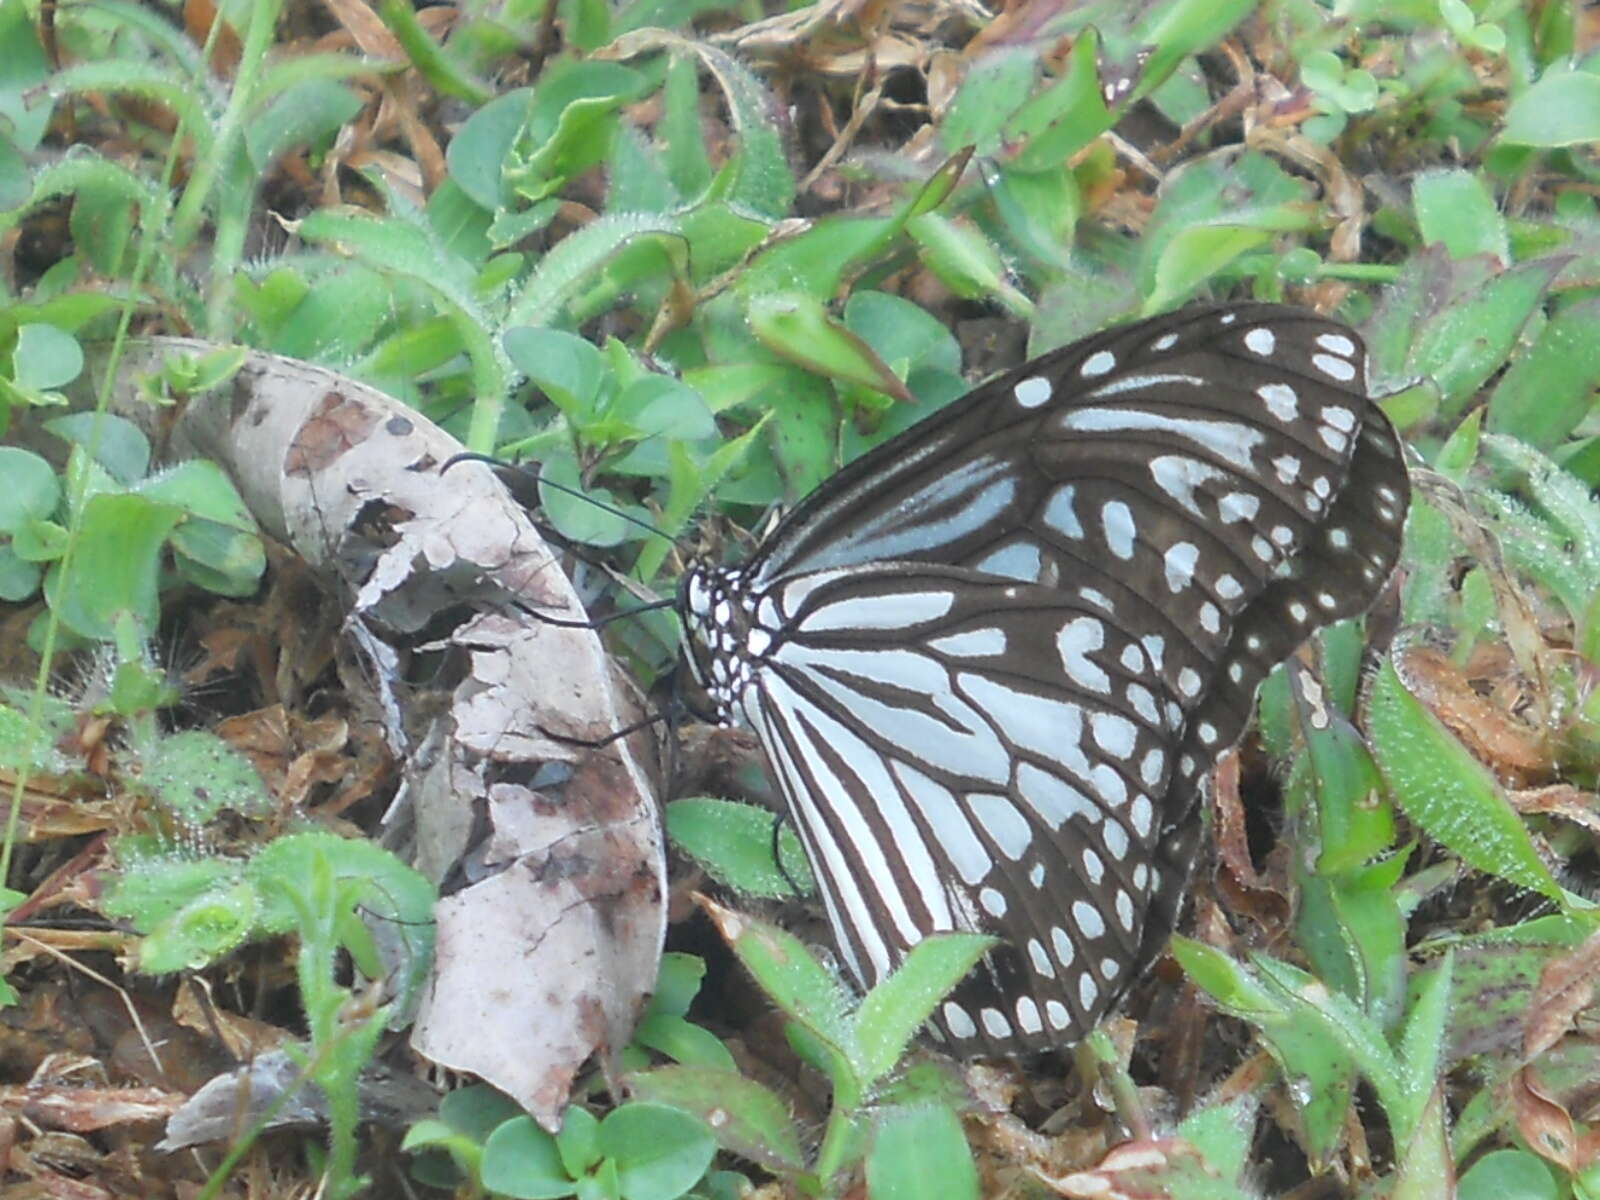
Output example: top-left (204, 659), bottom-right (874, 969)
top-left (680, 303), bottom-right (1409, 1054)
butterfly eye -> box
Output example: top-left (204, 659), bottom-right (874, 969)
top-left (679, 303), bottom-right (1408, 1054)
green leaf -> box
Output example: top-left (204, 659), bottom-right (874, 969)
top-left (649, 953), bottom-right (707, 1020)
top-left (746, 292), bottom-right (912, 401)
top-left (843, 291), bottom-right (961, 378)
top-left (608, 30), bottom-right (795, 218)
top-left (556, 1106), bottom-right (602, 1179)
top-left (1006, 31), bottom-right (1110, 172)
top-left (940, 49), bottom-right (1039, 156)
top-left (510, 93), bottom-right (628, 203)
top-left (1413, 169), bottom-right (1508, 261)
top-left (1459, 1149), bottom-right (1560, 1200)
top-left (44, 412), bottom-right (151, 485)
top-left (599, 1102), bottom-right (716, 1200)
top-left (1144, 224), bottom-right (1272, 313)
top-left (611, 376), bottom-right (716, 441)
top-left (661, 54), bottom-right (712, 201)
top-left (1171, 940), bottom-right (1358, 1167)
top-left (0, 2), bottom-right (53, 154)
top-left (449, 88), bottom-right (534, 210)
top-left (69, 182), bottom-right (135, 275)
top-left (907, 214), bottom-right (1033, 317)
top-left (246, 831), bottom-right (436, 1022)
top-left (1501, 66), bottom-right (1600, 146)
top-left (102, 852), bottom-right (245, 931)
top-left (865, 1105), bottom-right (977, 1200)
top-left (1368, 658), bottom-right (1561, 899)
top-left (1488, 295), bottom-right (1600, 447)
top-left (536, 455), bottom-right (638, 548)
top-left (13, 323), bottom-right (84, 392)
top-left (139, 730), bottom-right (274, 823)
top-left (1174, 1095), bottom-right (1256, 1184)
top-left (439, 1083), bottom-right (526, 1141)
top-left (504, 327), bottom-right (605, 418)
top-left (1406, 257), bottom-right (1563, 416)
top-left (482, 1115), bottom-right (578, 1199)
top-left (1291, 673), bottom-right (1396, 874)
top-left (245, 78), bottom-right (363, 170)
top-left (1395, 952), bottom-right (1452, 1140)
top-left (0, 448), bottom-right (60, 532)
top-left (1134, 0), bottom-right (1259, 102)
top-left (1296, 854), bottom-right (1408, 1030)
top-left (1389, 1083), bottom-right (1452, 1200)
top-left (0, 136), bottom-right (29, 211)
top-left (665, 797), bottom-right (814, 899)
top-left (44, 492), bottom-right (182, 639)
top-left (851, 933), bottom-right (993, 1087)
top-left (374, 0), bottom-right (491, 104)
top-left (985, 164), bottom-right (1079, 270)
top-left (506, 213), bottom-right (686, 328)
top-left (136, 459), bottom-right (265, 595)
top-left (700, 898), bottom-right (856, 1058)
top-left (0, 547), bottom-right (41, 600)
top-left (625, 1066), bottom-right (807, 1174)
top-left (136, 879), bottom-right (259, 973)
top-left (630, 1013), bottom-right (735, 1071)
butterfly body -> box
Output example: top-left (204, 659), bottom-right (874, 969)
top-left (679, 303), bottom-right (1408, 1054)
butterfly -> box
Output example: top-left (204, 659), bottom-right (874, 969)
top-left (676, 303), bottom-right (1409, 1055)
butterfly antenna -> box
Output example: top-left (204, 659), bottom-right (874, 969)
top-left (535, 708), bottom-right (671, 750)
top-left (444, 452), bottom-right (684, 630)
top-left (769, 809), bottom-right (806, 898)
top-left (443, 452), bottom-right (675, 544)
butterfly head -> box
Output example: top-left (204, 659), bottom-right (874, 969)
top-left (676, 565), bottom-right (750, 726)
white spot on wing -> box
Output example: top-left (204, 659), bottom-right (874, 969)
top-left (1150, 455), bottom-right (1223, 516)
top-left (1102, 500), bottom-right (1136, 559)
top-left (944, 1002), bottom-right (977, 1039)
top-left (1314, 353), bottom-right (1357, 381)
top-left (1164, 541), bottom-right (1198, 592)
top-left (1016, 997), bottom-right (1043, 1034)
top-left (1057, 617), bottom-right (1110, 692)
top-left (1072, 900), bottom-right (1105, 939)
top-left (803, 590), bottom-right (954, 632)
top-left (891, 762), bottom-right (992, 886)
top-left (974, 542), bottom-right (1042, 582)
top-left (1044, 485), bottom-right (1084, 538)
top-left (969, 793), bottom-right (1033, 860)
top-left (1091, 712), bottom-right (1138, 758)
top-left (1052, 926), bottom-right (1076, 966)
top-left (1258, 382), bottom-right (1298, 420)
top-left (927, 628), bottom-right (1007, 658)
top-left (1017, 763), bottom-right (1097, 830)
top-left (1057, 410), bottom-right (1265, 471)
top-left (1013, 376), bottom-right (1053, 408)
top-left (1244, 327), bottom-right (1276, 355)
top-left (1081, 350), bottom-right (1116, 377)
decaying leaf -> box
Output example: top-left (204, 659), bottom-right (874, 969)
top-left (91, 339), bottom-right (666, 1132)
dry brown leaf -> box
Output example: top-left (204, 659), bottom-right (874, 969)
top-left (1526, 928), bottom-right (1600, 1060)
top-left (1395, 644), bottom-right (1548, 775)
top-left (88, 340), bottom-right (664, 1133)
top-left (1510, 783), bottom-right (1600, 834)
top-left (1513, 1065), bottom-right (1580, 1172)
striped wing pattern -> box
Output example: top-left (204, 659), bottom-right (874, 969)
top-left (679, 304), bottom-right (1409, 1054)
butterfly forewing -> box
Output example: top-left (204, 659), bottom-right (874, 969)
top-left (680, 303), bottom-right (1408, 1054)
